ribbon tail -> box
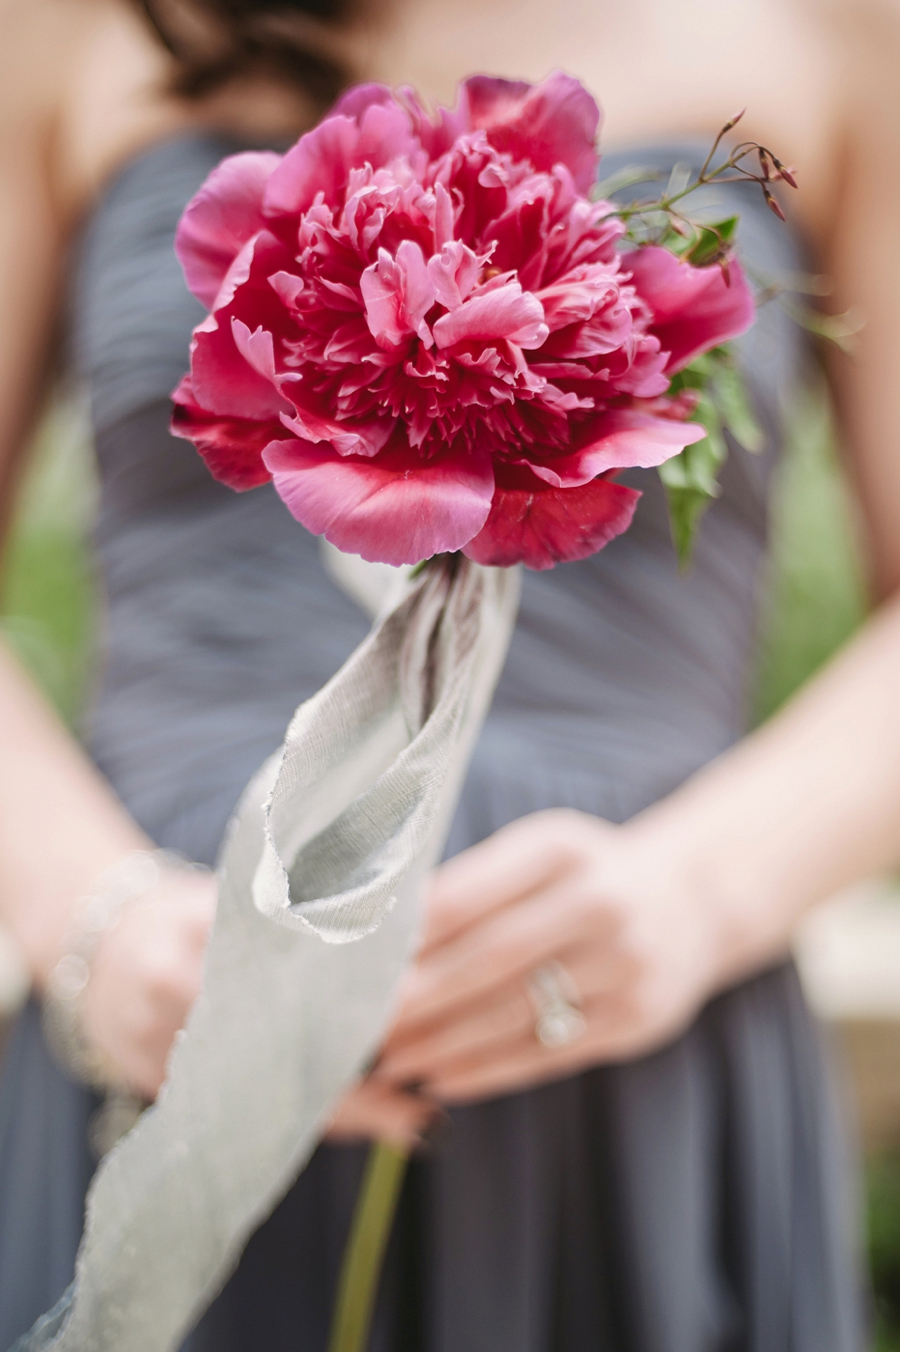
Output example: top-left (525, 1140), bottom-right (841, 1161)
top-left (14, 557), bottom-right (520, 1352)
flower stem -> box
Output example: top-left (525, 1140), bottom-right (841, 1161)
top-left (328, 1141), bottom-right (410, 1352)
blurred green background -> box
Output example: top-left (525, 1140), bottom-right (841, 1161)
top-left (1, 383), bottom-right (898, 1346)
top-left (1, 398), bottom-right (97, 727)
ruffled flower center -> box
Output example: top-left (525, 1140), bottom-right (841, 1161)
top-left (261, 137), bottom-right (669, 468)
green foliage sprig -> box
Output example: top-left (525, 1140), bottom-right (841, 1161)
top-left (593, 111), bottom-right (799, 563)
top-left (595, 109), bottom-right (797, 253)
top-left (660, 348), bottom-right (765, 565)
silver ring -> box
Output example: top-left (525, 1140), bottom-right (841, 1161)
top-left (526, 960), bottom-right (587, 1048)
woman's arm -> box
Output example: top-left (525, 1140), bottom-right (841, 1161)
top-left (0, 0), bottom-right (152, 980)
top-left (0, 6), bottom-right (231, 1095)
top-left (823, 0), bottom-right (900, 602)
top-left (0, 4), bottom-right (224, 1104)
top-left (0, 645), bottom-right (153, 985)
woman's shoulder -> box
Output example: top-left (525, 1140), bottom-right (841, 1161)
top-left (0, 0), bottom-right (186, 227)
top-left (0, 0), bottom-right (318, 229)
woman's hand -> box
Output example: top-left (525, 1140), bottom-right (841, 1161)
top-left (80, 858), bottom-right (439, 1141)
top-left (325, 1077), bottom-right (440, 1149)
top-left (375, 809), bottom-right (751, 1104)
top-left (80, 867), bottom-right (217, 1100)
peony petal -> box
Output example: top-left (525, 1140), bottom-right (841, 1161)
top-left (433, 282), bottom-right (548, 350)
top-left (264, 116), bottom-right (360, 218)
top-left (460, 71), bottom-right (601, 195)
top-left (268, 270), bottom-right (306, 311)
top-left (191, 314), bottom-right (291, 422)
top-left (360, 241), bottom-right (435, 349)
top-left (277, 396), bottom-right (396, 458)
top-left (330, 80), bottom-right (465, 158)
top-left (394, 85), bottom-right (466, 160)
top-left (528, 409), bottom-right (707, 487)
top-left (264, 100), bottom-right (420, 219)
top-left (190, 233), bottom-right (296, 420)
top-left (262, 437), bottom-right (494, 565)
top-left (170, 375), bottom-right (277, 490)
top-left (428, 241), bottom-right (481, 310)
top-left (175, 152), bottom-right (282, 309)
top-left (431, 182), bottom-right (456, 251)
top-left (232, 319), bottom-right (284, 387)
top-left (464, 473), bottom-right (639, 569)
top-left (395, 239), bottom-right (436, 342)
top-left (332, 82), bottom-right (396, 121)
top-left (625, 247), bottom-right (756, 372)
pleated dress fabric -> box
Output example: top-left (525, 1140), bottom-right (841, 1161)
top-left (0, 135), bottom-right (865, 1352)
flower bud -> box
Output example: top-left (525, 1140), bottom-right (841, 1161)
top-left (722, 109), bottom-right (746, 133)
top-left (772, 158), bottom-right (798, 189)
top-left (763, 188), bottom-right (786, 221)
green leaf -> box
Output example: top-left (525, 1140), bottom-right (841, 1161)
top-left (661, 486), bottom-right (717, 567)
top-left (658, 394), bottom-right (728, 566)
top-left (683, 215), bottom-right (739, 266)
top-left (592, 165), bottom-right (664, 200)
top-left (714, 361), bottom-right (766, 452)
top-left (660, 343), bottom-right (765, 564)
top-left (668, 356), bottom-right (712, 395)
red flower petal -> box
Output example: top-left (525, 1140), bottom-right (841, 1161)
top-left (331, 82), bottom-right (396, 120)
top-left (263, 101), bottom-right (420, 219)
top-left (360, 241), bottom-right (436, 349)
top-left (529, 408), bottom-right (707, 487)
top-left (189, 233), bottom-right (297, 421)
top-left (464, 475), bottom-right (639, 569)
top-left (460, 71), bottom-right (601, 194)
top-left (432, 281), bottom-right (548, 350)
top-left (175, 151), bottom-right (281, 310)
top-left (626, 247), bottom-right (756, 372)
top-left (262, 438), bottom-right (495, 565)
top-left (170, 375), bottom-right (277, 490)
top-left (332, 82), bottom-right (466, 161)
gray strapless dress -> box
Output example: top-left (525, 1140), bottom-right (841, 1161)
top-left (0, 135), bottom-right (865, 1352)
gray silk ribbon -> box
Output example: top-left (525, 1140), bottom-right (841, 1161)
top-left (15, 556), bottom-right (520, 1352)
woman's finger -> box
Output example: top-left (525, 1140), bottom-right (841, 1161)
top-left (325, 1078), bottom-right (439, 1147)
top-left (427, 978), bottom-right (707, 1103)
top-left (420, 809), bottom-right (608, 953)
top-left (381, 943), bottom-right (630, 1083)
top-left (395, 873), bottom-right (616, 1034)
top-left (378, 984), bottom-right (535, 1084)
top-left (424, 997), bottom-right (641, 1102)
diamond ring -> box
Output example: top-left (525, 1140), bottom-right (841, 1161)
top-left (526, 960), bottom-right (587, 1048)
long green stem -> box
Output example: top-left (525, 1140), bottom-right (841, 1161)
top-left (328, 1141), bottom-right (410, 1352)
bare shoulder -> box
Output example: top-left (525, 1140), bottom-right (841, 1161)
top-left (0, 0), bottom-right (95, 124)
top-left (815, 0), bottom-right (900, 93)
top-left (0, 0), bottom-right (188, 226)
top-left (0, 0), bottom-right (319, 224)
top-left (827, 0), bottom-right (900, 38)
top-left (814, 0), bottom-right (900, 204)
top-left (59, 0), bottom-right (190, 222)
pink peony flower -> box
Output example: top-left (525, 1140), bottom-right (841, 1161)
top-left (171, 73), bottom-right (755, 568)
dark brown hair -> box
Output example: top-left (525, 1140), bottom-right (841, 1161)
top-left (138, 0), bottom-right (358, 109)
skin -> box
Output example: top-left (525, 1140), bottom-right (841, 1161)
top-left (1, 0), bottom-right (900, 1144)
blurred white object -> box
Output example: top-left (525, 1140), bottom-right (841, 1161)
top-left (319, 538), bottom-right (410, 620)
top-left (795, 880), bottom-right (900, 1021)
top-left (0, 922), bottom-right (29, 1018)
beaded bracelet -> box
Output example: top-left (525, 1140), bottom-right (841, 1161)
top-left (42, 848), bottom-right (207, 1094)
